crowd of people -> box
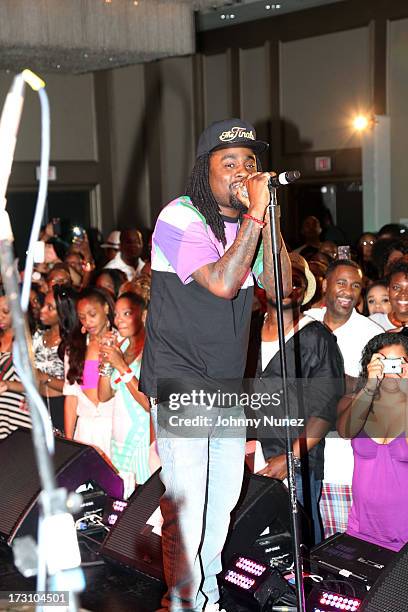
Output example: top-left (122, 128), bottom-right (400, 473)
top-left (0, 226), bottom-right (154, 498)
top-left (0, 117), bottom-right (408, 612)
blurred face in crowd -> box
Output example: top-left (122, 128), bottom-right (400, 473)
top-left (120, 230), bottom-right (143, 266)
top-left (77, 297), bottom-right (109, 338)
top-left (65, 253), bottom-right (83, 276)
top-left (308, 260), bottom-right (326, 306)
top-left (301, 216), bottom-right (321, 241)
top-left (29, 289), bottom-right (42, 320)
top-left (114, 297), bottom-right (144, 338)
top-left (0, 296), bottom-right (11, 333)
top-left (44, 242), bottom-right (60, 263)
top-left (47, 267), bottom-right (71, 288)
top-left (104, 247), bottom-right (118, 263)
top-left (40, 291), bottom-right (59, 328)
top-left (323, 265), bottom-right (363, 321)
top-left (366, 284), bottom-right (391, 316)
top-left (357, 233), bottom-right (376, 261)
top-left (388, 272), bottom-right (408, 322)
top-left (385, 249), bottom-right (406, 275)
top-left (95, 273), bottom-right (115, 297)
top-left (320, 241), bottom-right (337, 260)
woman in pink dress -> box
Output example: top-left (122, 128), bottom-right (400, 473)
top-left (337, 332), bottom-right (408, 551)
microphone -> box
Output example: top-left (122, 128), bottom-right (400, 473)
top-left (240, 170), bottom-right (300, 199)
top-left (268, 170), bottom-right (300, 188)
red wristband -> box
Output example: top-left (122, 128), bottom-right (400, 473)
top-left (243, 213), bottom-right (266, 228)
top-left (114, 367), bottom-right (133, 385)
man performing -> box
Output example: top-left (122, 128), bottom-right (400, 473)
top-left (139, 118), bottom-right (291, 612)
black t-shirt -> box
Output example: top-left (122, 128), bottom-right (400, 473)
top-left (139, 197), bottom-right (259, 397)
top-left (252, 319), bottom-right (345, 480)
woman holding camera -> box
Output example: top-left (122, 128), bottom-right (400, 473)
top-left (337, 332), bottom-right (408, 551)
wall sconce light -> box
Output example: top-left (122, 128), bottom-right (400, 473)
top-left (353, 114), bottom-right (371, 131)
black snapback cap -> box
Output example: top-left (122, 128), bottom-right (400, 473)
top-left (196, 118), bottom-right (268, 158)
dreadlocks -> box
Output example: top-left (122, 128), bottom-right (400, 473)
top-left (185, 152), bottom-right (262, 247)
top-left (185, 154), bottom-right (227, 246)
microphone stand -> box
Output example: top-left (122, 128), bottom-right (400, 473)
top-left (268, 185), bottom-right (306, 612)
top-left (0, 71), bottom-right (84, 612)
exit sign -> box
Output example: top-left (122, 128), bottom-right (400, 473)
top-left (36, 165), bottom-right (57, 181)
top-left (315, 156), bottom-right (332, 171)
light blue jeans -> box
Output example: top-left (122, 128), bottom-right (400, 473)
top-left (151, 404), bottom-right (246, 612)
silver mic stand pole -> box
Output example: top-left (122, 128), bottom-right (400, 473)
top-left (268, 184), bottom-right (306, 612)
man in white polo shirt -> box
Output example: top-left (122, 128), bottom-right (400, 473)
top-left (104, 228), bottom-right (145, 280)
top-left (306, 258), bottom-right (383, 536)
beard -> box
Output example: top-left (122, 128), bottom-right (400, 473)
top-left (229, 191), bottom-right (247, 214)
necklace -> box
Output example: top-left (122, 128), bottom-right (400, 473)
top-left (43, 331), bottom-right (60, 348)
top-left (388, 311), bottom-right (408, 329)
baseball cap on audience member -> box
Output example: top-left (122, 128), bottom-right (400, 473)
top-left (101, 231), bottom-right (120, 250)
top-left (196, 118), bottom-right (269, 158)
top-left (289, 252), bottom-right (316, 305)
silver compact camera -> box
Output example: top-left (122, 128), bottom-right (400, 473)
top-left (381, 357), bottom-right (403, 375)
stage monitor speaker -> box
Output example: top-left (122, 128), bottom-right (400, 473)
top-left (101, 467), bottom-right (165, 580)
top-left (0, 428), bottom-right (124, 545)
top-left (222, 473), bottom-right (295, 565)
top-left (101, 471), bottom-right (297, 582)
top-left (360, 542), bottom-right (408, 612)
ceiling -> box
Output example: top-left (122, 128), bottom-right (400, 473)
top-left (195, 0), bottom-right (345, 31)
top-left (0, 0), bottom-right (344, 74)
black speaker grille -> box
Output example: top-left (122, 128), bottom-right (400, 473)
top-left (361, 543), bottom-right (408, 611)
top-left (101, 471), bottom-right (294, 582)
top-left (0, 430), bottom-right (86, 542)
top-left (101, 470), bottom-right (165, 581)
top-left (232, 474), bottom-right (290, 530)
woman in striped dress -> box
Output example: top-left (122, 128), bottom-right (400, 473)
top-left (0, 289), bottom-right (30, 439)
top-left (98, 292), bottom-right (151, 498)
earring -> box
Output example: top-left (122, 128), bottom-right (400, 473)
top-left (106, 320), bottom-right (111, 330)
top-left (81, 326), bottom-right (86, 334)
